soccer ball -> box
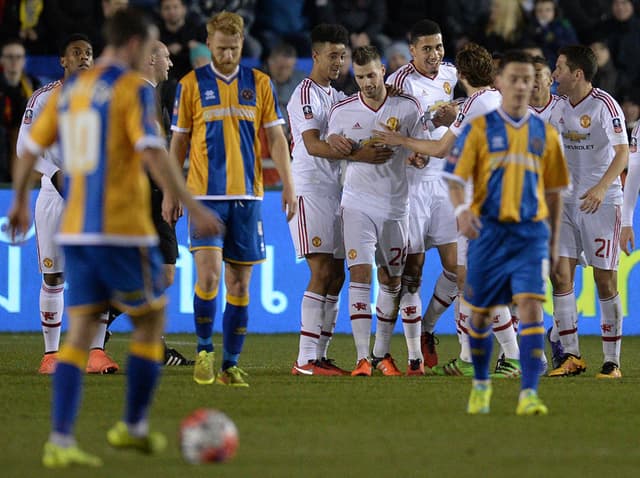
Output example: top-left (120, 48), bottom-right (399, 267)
top-left (179, 408), bottom-right (239, 464)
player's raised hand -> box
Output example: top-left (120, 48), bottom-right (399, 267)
top-left (457, 209), bottom-right (482, 239)
top-left (373, 122), bottom-right (406, 146)
top-left (620, 226), bottom-right (635, 255)
top-left (579, 185), bottom-right (605, 213)
top-left (326, 134), bottom-right (354, 156)
top-left (384, 84), bottom-right (404, 97)
top-left (432, 102), bottom-right (458, 128)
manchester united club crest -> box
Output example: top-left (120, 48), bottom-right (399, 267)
top-left (312, 236), bottom-right (322, 247)
top-left (580, 114), bottom-right (591, 129)
top-left (241, 88), bottom-right (255, 101)
top-left (443, 82), bottom-right (452, 95)
top-left (385, 117), bottom-right (399, 131)
top-left (43, 258), bottom-right (53, 269)
top-left (348, 249), bottom-right (357, 260)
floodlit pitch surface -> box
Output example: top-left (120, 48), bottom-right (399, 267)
top-left (1, 333), bottom-right (639, 478)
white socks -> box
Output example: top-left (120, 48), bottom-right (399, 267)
top-left (40, 280), bottom-right (64, 353)
top-left (297, 291), bottom-right (325, 364)
top-left (349, 282), bottom-right (372, 361)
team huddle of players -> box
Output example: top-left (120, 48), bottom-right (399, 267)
top-left (287, 19), bottom-right (634, 390)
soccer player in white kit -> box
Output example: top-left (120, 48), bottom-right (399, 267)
top-left (528, 55), bottom-right (566, 370)
top-left (384, 19), bottom-right (459, 369)
top-left (16, 34), bottom-right (119, 375)
top-left (288, 24), bottom-right (392, 376)
top-left (548, 45), bottom-right (629, 378)
top-left (376, 43), bottom-right (523, 378)
top-left (327, 45), bottom-right (428, 376)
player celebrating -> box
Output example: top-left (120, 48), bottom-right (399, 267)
top-left (16, 34), bottom-right (119, 375)
top-left (448, 50), bottom-right (568, 415)
top-left (548, 45), bottom-right (629, 378)
top-left (166, 11), bottom-right (296, 386)
top-left (375, 43), bottom-right (522, 378)
top-left (384, 19), bottom-right (459, 369)
top-left (8, 9), bottom-right (222, 467)
top-left (287, 24), bottom-right (392, 376)
top-left (328, 45), bottom-right (428, 376)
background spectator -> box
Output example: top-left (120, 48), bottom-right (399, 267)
top-left (0, 38), bottom-right (40, 182)
top-left (39, 0), bottom-right (101, 54)
top-left (385, 41), bottom-right (411, 76)
top-left (621, 87), bottom-right (640, 137)
top-left (322, 0), bottom-right (390, 51)
top-left (92, 0), bottom-right (130, 55)
top-left (331, 45), bottom-right (357, 96)
top-left (157, 0), bottom-right (207, 81)
top-left (599, 0), bottom-right (640, 94)
top-left (444, 0), bottom-right (491, 55)
top-left (558, 0), bottom-right (611, 43)
top-left (473, 0), bottom-right (527, 54)
top-left (190, 0), bottom-right (262, 59)
top-left (189, 41), bottom-right (211, 68)
top-left (590, 38), bottom-right (621, 99)
top-left (253, 0), bottom-right (321, 58)
top-left (261, 42), bottom-right (305, 138)
top-left (525, 0), bottom-right (577, 68)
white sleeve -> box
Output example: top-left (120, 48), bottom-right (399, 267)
top-left (287, 86), bottom-right (324, 135)
top-left (602, 103), bottom-right (628, 147)
top-left (622, 126), bottom-right (640, 226)
top-left (17, 84), bottom-right (61, 177)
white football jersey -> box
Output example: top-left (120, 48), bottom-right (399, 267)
top-left (622, 122), bottom-right (640, 226)
top-left (287, 78), bottom-right (346, 196)
top-left (328, 92), bottom-right (427, 219)
top-left (529, 93), bottom-right (563, 122)
top-left (16, 80), bottom-right (62, 179)
top-left (449, 88), bottom-right (501, 138)
top-left (549, 88), bottom-right (627, 205)
top-left (387, 61), bottom-right (457, 178)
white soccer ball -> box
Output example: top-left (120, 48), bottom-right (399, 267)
top-left (180, 408), bottom-right (239, 464)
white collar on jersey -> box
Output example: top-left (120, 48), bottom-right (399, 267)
top-left (210, 63), bottom-right (239, 81)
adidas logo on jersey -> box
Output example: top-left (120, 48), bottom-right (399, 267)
top-left (352, 122), bottom-right (362, 129)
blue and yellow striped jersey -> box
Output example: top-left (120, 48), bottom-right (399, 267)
top-left (446, 109), bottom-right (569, 222)
top-left (171, 64), bottom-right (284, 199)
top-left (27, 63), bottom-right (165, 245)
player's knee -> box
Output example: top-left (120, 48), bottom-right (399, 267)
top-left (43, 273), bottom-right (64, 287)
top-left (593, 272), bottom-right (617, 298)
top-left (401, 275), bottom-right (421, 293)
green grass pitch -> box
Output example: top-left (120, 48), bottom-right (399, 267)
top-left (1, 333), bottom-right (640, 478)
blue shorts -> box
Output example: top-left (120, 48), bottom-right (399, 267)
top-left (464, 219), bottom-right (550, 311)
top-left (189, 199), bottom-right (266, 264)
top-left (63, 245), bottom-right (166, 317)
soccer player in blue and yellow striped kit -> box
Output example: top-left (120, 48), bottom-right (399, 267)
top-left (166, 11), bottom-right (296, 386)
top-left (445, 50), bottom-right (569, 415)
top-left (8, 9), bottom-right (222, 467)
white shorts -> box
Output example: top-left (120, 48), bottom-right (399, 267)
top-left (407, 178), bottom-right (457, 254)
top-left (342, 207), bottom-right (408, 277)
top-left (559, 202), bottom-right (621, 271)
top-left (457, 234), bottom-right (468, 267)
top-left (35, 176), bottom-right (64, 274)
top-left (289, 194), bottom-right (344, 259)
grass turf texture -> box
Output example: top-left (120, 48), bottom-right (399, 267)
top-left (1, 333), bottom-right (640, 478)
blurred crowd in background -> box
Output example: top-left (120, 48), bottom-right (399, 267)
top-left (1, 0), bottom-right (640, 184)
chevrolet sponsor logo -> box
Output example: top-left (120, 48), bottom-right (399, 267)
top-left (562, 130), bottom-right (589, 142)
